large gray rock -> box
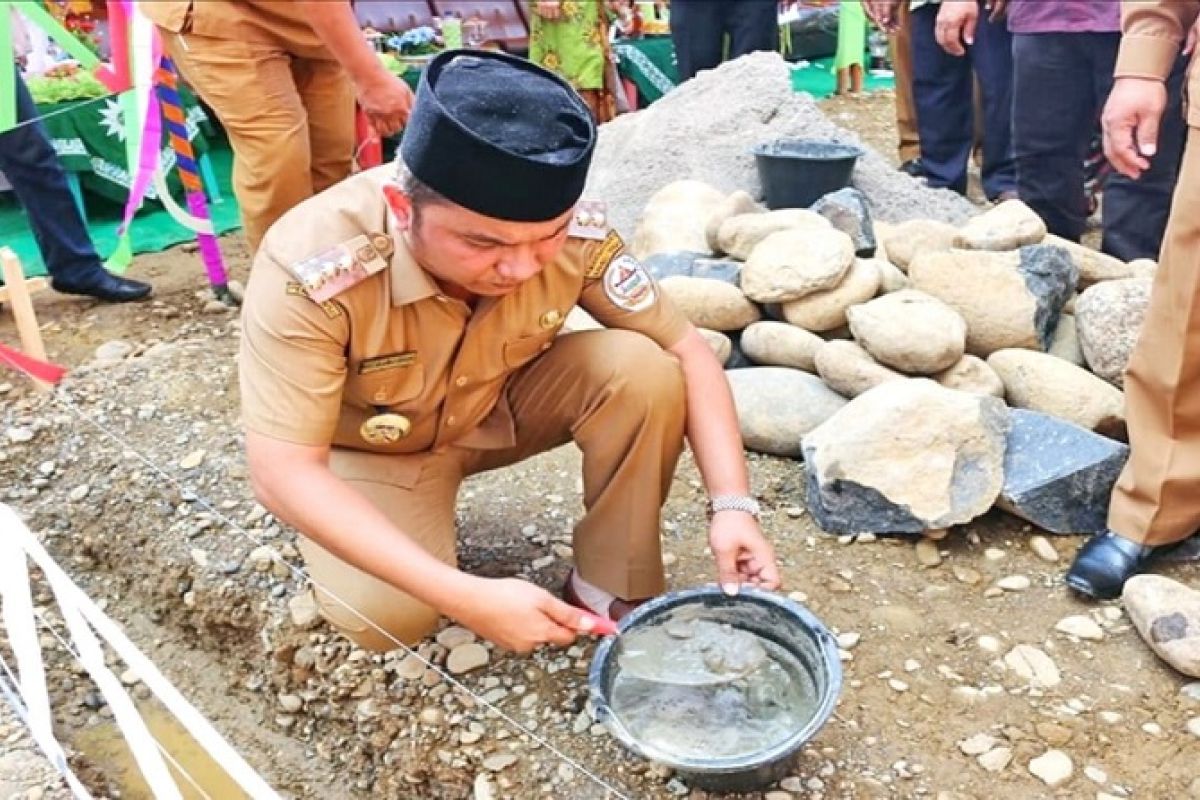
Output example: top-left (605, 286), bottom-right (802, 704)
top-left (811, 187), bottom-right (876, 257)
top-left (1124, 575), bottom-right (1200, 678)
top-left (846, 289), bottom-right (967, 375)
top-left (955, 199), bottom-right (1047, 251)
top-left (880, 219), bottom-right (959, 271)
top-left (631, 180), bottom-right (726, 258)
top-left (644, 251), bottom-right (705, 281)
top-left (741, 228), bottom-right (855, 303)
top-left (780, 257), bottom-right (881, 332)
top-left (659, 276), bottom-right (761, 331)
top-left (803, 380), bottom-right (1009, 534)
top-left (1044, 234), bottom-right (1135, 288)
top-left (1075, 278), bottom-right (1152, 387)
top-left (644, 252), bottom-right (742, 285)
top-left (996, 409), bottom-right (1129, 534)
top-left (727, 368), bottom-right (848, 457)
top-left (717, 209), bottom-right (830, 261)
top-left (814, 340), bottom-right (905, 397)
top-left (698, 328), bottom-right (733, 365)
top-left (740, 321), bottom-right (825, 372)
top-left (705, 190), bottom-right (763, 253)
top-left (987, 349), bottom-right (1126, 438)
top-left (909, 245), bottom-right (1078, 357)
top-left (692, 257), bottom-right (744, 285)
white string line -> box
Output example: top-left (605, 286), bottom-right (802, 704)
top-left (0, 351), bottom-right (630, 800)
top-left (6, 91), bottom-right (123, 133)
top-left (3, 613), bottom-right (216, 800)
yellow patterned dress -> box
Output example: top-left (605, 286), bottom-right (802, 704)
top-left (528, 0), bottom-right (616, 122)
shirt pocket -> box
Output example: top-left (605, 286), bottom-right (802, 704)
top-left (502, 332), bottom-right (557, 370)
top-left (351, 364), bottom-right (426, 410)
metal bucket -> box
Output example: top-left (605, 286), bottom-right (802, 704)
top-left (588, 586), bottom-right (842, 793)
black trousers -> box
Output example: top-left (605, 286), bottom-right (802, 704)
top-left (670, 0), bottom-right (779, 82)
top-left (1012, 32), bottom-right (1187, 261)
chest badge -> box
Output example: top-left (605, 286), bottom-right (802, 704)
top-left (539, 309), bottom-right (564, 330)
top-left (360, 413), bottom-right (412, 445)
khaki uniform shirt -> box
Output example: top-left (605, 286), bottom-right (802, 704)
top-left (138, 0), bottom-right (332, 59)
top-left (239, 165), bottom-right (691, 454)
top-left (1114, 1), bottom-right (1200, 127)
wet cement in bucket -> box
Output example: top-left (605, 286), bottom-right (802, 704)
top-left (609, 607), bottom-right (817, 762)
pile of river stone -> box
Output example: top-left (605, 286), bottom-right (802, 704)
top-left (575, 182), bottom-right (1160, 539)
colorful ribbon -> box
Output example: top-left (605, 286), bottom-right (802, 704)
top-left (155, 56), bottom-right (229, 290)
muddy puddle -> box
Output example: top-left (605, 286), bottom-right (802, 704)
top-left (73, 703), bottom-right (249, 799)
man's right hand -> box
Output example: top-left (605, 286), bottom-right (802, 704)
top-left (450, 576), bottom-right (599, 653)
top-left (1102, 76), bottom-right (1168, 180)
top-left (356, 71), bottom-right (414, 137)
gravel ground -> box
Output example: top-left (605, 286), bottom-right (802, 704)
top-left (0, 88), bottom-right (1197, 800)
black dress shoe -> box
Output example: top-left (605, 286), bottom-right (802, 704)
top-left (899, 158), bottom-right (926, 178)
top-left (1066, 530), bottom-right (1162, 600)
top-left (53, 271), bottom-right (152, 303)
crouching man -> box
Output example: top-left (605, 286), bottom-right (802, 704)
top-left (239, 50), bottom-right (779, 653)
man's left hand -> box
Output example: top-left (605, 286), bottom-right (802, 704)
top-left (936, 1), bottom-right (980, 57)
top-left (709, 511), bottom-right (781, 594)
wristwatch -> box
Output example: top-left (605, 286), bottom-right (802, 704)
top-left (707, 495), bottom-right (761, 520)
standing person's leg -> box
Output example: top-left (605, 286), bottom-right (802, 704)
top-left (1068, 128), bottom-right (1200, 599)
top-left (910, 5), bottom-right (973, 193)
top-left (970, 6), bottom-right (1016, 200)
top-left (1011, 33), bottom-right (1096, 240)
top-left (669, 0), bottom-right (726, 81)
top-left (0, 67), bottom-right (95, 285)
top-left (725, 0), bottom-right (780, 61)
top-left (461, 330), bottom-right (686, 605)
top-left (892, 3), bottom-right (921, 166)
top-left (161, 32), bottom-right (316, 252)
top-left (297, 450), bottom-right (463, 651)
top-left (1101, 55), bottom-right (1188, 261)
top-left (292, 57), bottom-right (356, 196)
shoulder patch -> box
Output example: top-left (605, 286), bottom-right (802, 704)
top-left (584, 230), bottom-right (626, 280)
top-left (603, 253), bottom-right (657, 312)
top-left (568, 200), bottom-right (610, 241)
top-left (287, 232), bottom-right (392, 303)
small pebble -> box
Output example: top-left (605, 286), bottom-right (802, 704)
top-left (997, 575), bottom-right (1031, 591)
top-left (984, 547), bottom-right (1007, 561)
top-left (447, 643), bottom-right (490, 675)
top-left (1084, 766), bottom-right (1108, 784)
top-left (977, 747), bottom-right (1012, 772)
top-left (1055, 615), bottom-right (1105, 641)
top-left (1187, 717), bottom-right (1200, 738)
top-left (1142, 722), bottom-right (1163, 736)
top-left (1028, 750), bottom-right (1073, 787)
top-left (1029, 535), bottom-right (1059, 562)
top-left (915, 538), bottom-right (942, 567)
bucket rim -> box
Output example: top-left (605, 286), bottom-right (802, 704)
top-left (750, 138), bottom-right (865, 160)
top-left (587, 585), bottom-right (843, 775)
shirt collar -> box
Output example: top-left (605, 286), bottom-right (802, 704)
top-left (384, 202), bottom-right (440, 307)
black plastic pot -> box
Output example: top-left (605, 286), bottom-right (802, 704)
top-left (588, 585), bottom-right (842, 794)
top-left (753, 139), bottom-right (864, 210)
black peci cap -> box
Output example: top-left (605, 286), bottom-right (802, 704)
top-left (399, 49), bottom-right (597, 222)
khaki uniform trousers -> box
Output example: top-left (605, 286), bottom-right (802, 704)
top-left (298, 330), bottom-right (687, 651)
top-left (891, 3), bottom-right (920, 163)
top-left (1109, 127), bottom-right (1200, 547)
top-left (160, 32), bottom-right (355, 253)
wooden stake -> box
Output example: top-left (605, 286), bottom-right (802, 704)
top-left (0, 247), bottom-right (50, 391)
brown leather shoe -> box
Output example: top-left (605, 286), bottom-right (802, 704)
top-left (562, 570), bottom-right (650, 623)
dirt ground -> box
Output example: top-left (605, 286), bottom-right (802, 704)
top-left (2, 90), bottom-right (1199, 800)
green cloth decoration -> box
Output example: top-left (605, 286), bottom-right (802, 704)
top-left (528, 0), bottom-right (608, 91)
top-left (835, 0), bottom-right (868, 70)
top-left (613, 36), bottom-right (678, 106)
top-left (35, 87), bottom-right (211, 206)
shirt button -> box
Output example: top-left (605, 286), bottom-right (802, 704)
top-left (445, 415), bottom-right (457, 427)
top-left (455, 376), bottom-right (469, 388)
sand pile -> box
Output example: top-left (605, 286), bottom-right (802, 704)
top-left (586, 52), bottom-right (977, 238)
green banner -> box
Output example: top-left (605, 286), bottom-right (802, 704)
top-left (37, 88), bottom-right (213, 205)
top-left (614, 36), bottom-right (679, 107)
